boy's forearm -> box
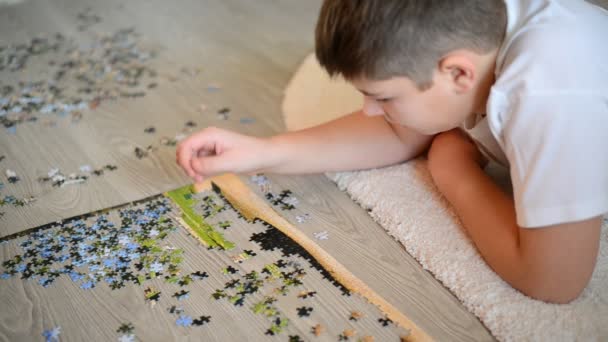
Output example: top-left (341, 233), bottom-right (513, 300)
top-left (435, 161), bottom-right (524, 282)
top-left (267, 111), bottom-right (432, 174)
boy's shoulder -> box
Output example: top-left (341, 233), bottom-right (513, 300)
top-left (471, 1), bottom-right (608, 228)
top-left (494, 0), bottom-right (608, 95)
top-left (480, 0), bottom-right (608, 228)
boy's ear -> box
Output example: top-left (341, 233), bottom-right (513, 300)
top-left (437, 51), bottom-right (476, 94)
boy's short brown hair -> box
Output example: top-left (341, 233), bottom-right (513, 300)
top-left (315, 0), bottom-right (507, 89)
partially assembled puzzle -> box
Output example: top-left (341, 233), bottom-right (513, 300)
top-left (0, 174), bottom-right (427, 341)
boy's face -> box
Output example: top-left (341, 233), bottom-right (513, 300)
top-left (352, 74), bottom-right (476, 135)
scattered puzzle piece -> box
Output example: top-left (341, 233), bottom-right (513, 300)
top-left (350, 311), bottom-right (364, 321)
top-left (297, 290), bottom-right (317, 299)
top-left (296, 306), bottom-right (313, 317)
top-left (222, 265), bottom-right (238, 275)
top-left (344, 329), bottom-right (356, 338)
top-left (42, 326), bottom-right (61, 342)
top-left (191, 271), bottom-right (209, 280)
top-left (135, 146), bottom-right (154, 159)
top-left (5, 169), bottom-right (19, 183)
top-left (266, 190), bottom-right (298, 210)
top-left (173, 290), bottom-right (190, 301)
top-left (211, 289), bottom-right (227, 300)
top-left (176, 315), bottom-right (193, 327)
top-left (239, 117), bottom-right (255, 124)
top-left (167, 306), bottom-right (185, 315)
top-left (295, 213), bottom-right (311, 223)
top-left (144, 287), bottom-right (161, 303)
top-left (339, 329), bottom-right (356, 340)
top-left (116, 323), bottom-right (135, 335)
top-left (118, 334), bottom-right (135, 342)
top-left (378, 317), bottom-right (393, 327)
top-left (312, 323), bottom-right (325, 336)
top-left (313, 231), bottom-right (329, 240)
top-left (207, 84), bottom-right (221, 92)
top-left (192, 315), bottom-right (211, 326)
top-left (217, 107), bottom-right (230, 120)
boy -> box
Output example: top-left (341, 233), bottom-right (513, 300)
top-left (177, 0), bottom-right (608, 304)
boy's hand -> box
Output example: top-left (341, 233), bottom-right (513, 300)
top-left (176, 127), bottom-right (275, 182)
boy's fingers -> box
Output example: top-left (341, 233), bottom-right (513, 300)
top-left (177, 128), bottom-right (223, 170)
top-left (190, 154), bottom-right (231, 179)
top-left (196, 149), bottom-right (214, 158)
top-left (176, 141), bottom-right (196, 178)
top-left (190, 156), bottom-right (214, 178)
top-left (176, 132), bottom-right (216, 177)
top-left (176, 127), bottom-right (242, 181)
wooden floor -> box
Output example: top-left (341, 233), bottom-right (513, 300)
top-left (0, 0), bottom-right (493, 340)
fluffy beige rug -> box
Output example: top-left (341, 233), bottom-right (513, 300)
top-left (282, 53), bottom-right (608, 342)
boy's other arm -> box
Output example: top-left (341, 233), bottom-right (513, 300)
top-left (269, 110), bottom-right (433, 173)
top-left (428, 129), bottom-right (601, 303)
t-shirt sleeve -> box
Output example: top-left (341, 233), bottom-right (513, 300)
top-left (501, 94), bottom-right (608, 228)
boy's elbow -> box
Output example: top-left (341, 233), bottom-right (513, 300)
top-left (514, 218), bottom-right (600, 304)
top-left (521, 282), bottom-right (585, 304)
top-left (514, 269), bottom-right (591, 304)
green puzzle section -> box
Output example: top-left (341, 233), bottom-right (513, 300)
top-left (165, 185), bottom-right (235, 250)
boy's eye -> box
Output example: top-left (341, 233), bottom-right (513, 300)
top-left (377, 98), bottom-right (391, 103)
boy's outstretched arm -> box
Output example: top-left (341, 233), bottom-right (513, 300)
top-left (177, 110), bottom-right (433, 181)
top-left (270, 110), bottom-right (433, 173)
top-left (428, 129), bottom-right (602, 304)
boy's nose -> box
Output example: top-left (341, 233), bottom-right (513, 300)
top-left (362, 97), bottom-right (384, 117)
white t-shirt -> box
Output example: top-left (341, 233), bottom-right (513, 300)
top-left (465, 0), bottom-right (608, 228)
